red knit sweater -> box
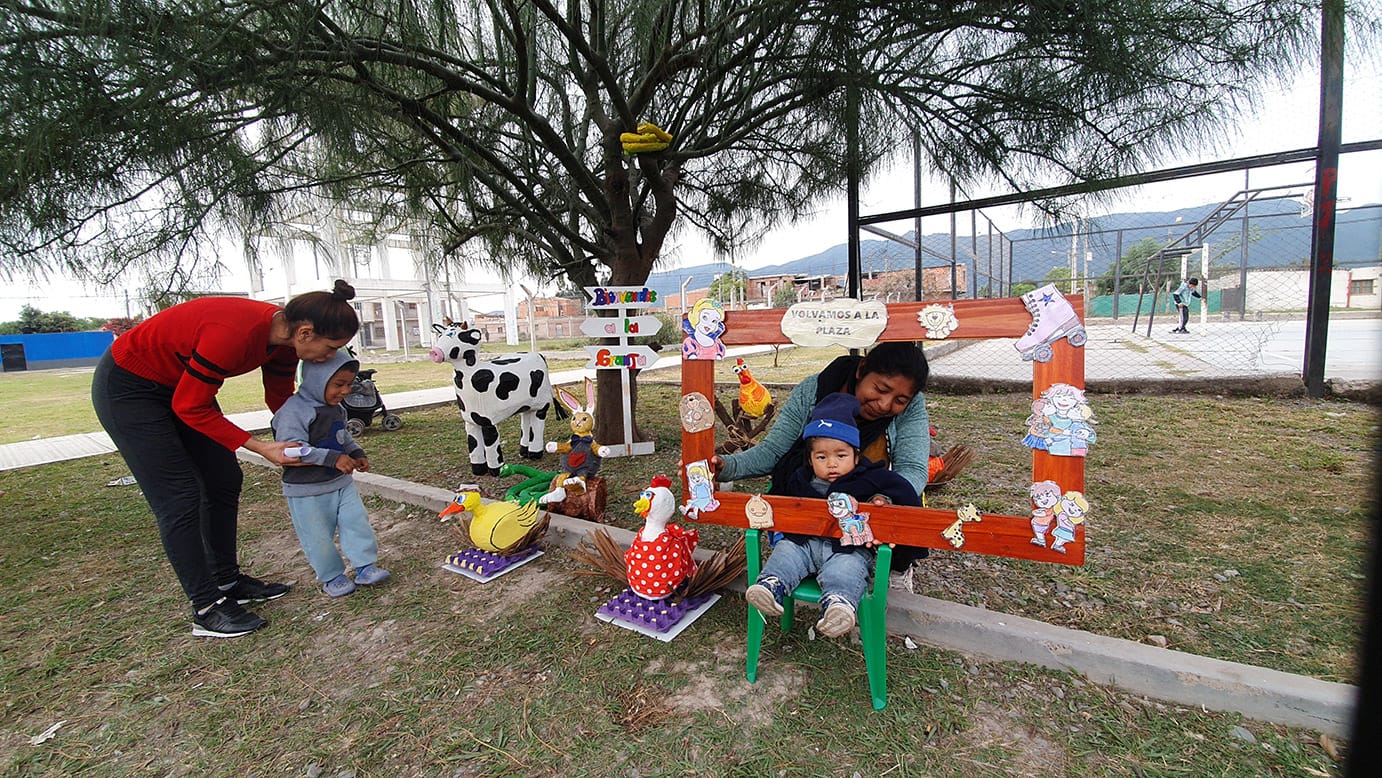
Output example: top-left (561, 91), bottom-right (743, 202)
top-left (111, 297), bottom-right (298, 450)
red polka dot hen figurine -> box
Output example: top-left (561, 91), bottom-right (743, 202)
top-left (625, 475), bottom-right (699, 600)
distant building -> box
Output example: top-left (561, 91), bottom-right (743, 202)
top-left (244, 214), bottom-right (517, 350)
top-left (862, 266), bottom-right (971, 301)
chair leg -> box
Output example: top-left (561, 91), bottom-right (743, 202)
top-left (746, 604), bottom-right (765, 683)
top-left (781, 596), bottom-right (795, 633)
top-left (860, 602), bottom-right (888, 709)
top-left (863, 544), bottom-right (892, 709)
top-left (745, 529), bottom-right (763, 683)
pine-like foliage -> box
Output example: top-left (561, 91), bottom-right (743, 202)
top-left (1, 0), bottom-right (1338, 291)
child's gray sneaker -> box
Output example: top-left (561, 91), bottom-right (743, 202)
top-left (745, 575), bottom-right (789, 618)
top-left (354, 564), bottom-right (391, 586)
top-left (323, 574), bottom-right (356, 598)
top-left (815, 595), bottom-right (856, 638)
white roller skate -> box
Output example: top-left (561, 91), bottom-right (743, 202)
top-left (1015, 284), bottom-right (1088, 363)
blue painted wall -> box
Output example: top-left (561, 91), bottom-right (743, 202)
top-left (0, 331), bottom-right (115, 370)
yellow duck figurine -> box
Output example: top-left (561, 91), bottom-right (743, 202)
top-left (438, 487), bottom-right (544, 555)
top-left (733, 357), bottom-right (773, 418)
top-left (620, 121), bottom-right (673, 154)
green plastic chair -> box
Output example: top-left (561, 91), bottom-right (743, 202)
top-left (744, 528), bottom-right (894, 709)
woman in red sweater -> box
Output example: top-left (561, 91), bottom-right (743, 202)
top-left (92, 280), bottom-right (360, 638)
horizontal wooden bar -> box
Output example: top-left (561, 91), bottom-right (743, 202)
top-left (685, 491), bottom-right (1084, 566)
top-left (716, 296), bottom-right (1084, 346)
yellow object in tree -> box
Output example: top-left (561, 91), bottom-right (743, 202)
top-left (620, 121), bottom-right (673, 154)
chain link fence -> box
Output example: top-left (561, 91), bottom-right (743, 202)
top-left (850, 147), bottom-right (1381, 386)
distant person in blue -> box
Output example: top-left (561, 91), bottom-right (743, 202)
top-left (1170, 278), bottom-right (1202, 334)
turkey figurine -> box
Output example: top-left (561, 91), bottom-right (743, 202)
top-left (438, 486), bottom-right (547, 556)
top-left (732, 358), bottom-right (773, 418)
top-left (625, 475), bottom-right (699, 600)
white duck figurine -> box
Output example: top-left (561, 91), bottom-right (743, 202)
top-left (624, 475), bottom-right (699, 600)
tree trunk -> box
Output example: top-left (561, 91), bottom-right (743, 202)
top-left (594, 367), bottom-right (649, 447)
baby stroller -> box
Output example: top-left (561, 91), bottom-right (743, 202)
top-left (343, 367), bottom-right (403, 437)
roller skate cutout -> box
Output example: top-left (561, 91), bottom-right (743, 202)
top-left (1015, 284), bottom-right (1087, 363)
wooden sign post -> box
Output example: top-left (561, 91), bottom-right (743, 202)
top-left (582, 286), bottom-right (662, 457)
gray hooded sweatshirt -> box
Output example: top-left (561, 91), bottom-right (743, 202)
top-left (271, 350), bottom-right (367, 498)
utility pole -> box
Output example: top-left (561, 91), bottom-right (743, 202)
top-left (1303, 0), bottom-right (1344, 398)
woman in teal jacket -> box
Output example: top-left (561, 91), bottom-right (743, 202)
top-left (712, 341), bottom-right (930, 494)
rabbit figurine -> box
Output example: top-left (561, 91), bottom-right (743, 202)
top-left (539, 378), bottom-right (610, 505)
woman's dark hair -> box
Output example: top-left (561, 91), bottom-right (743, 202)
top-left (283, 279), bottom-right (360, 339)
top-left (859, 341), bottom-right (929, 393)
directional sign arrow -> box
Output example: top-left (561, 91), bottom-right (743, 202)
top-left (578, 315), bottom-right (663, 339)
top-left (583, 345), bottom-right (661, 370)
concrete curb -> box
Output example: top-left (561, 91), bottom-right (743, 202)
top-left (238, 455), bottom-right (1356, 735)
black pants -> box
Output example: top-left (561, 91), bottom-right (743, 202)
top-left (91, 351), bottom-right (243, 608)
top-left (1177, 305), bottom-right (1190, 331)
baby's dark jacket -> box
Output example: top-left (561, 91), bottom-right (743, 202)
top-left (776, 456), bottom-right (923, 507)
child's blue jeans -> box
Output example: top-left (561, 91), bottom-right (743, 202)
top-left (286, 482), bottom-right (378, 582)
top-left (759, 535), bottom-right (875, 607)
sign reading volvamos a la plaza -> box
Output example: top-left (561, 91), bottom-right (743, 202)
top-left (780, 298), bottom-right (889, 348)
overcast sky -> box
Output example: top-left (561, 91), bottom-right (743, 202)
top-left (4, 58), bottom-right (1379, 322)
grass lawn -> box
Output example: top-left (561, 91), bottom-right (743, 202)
top-left (0, 350), bottom-right (1372, 774)
top-left (0, 353), bottom-right (587, 445)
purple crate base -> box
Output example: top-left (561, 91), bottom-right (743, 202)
top-left (445, 545), bottom-right (541, 577)
top-left (597, 588), bottom-right (714, 634)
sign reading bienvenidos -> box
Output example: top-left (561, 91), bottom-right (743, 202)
top-left (780, 298), bottom-right (888, 348)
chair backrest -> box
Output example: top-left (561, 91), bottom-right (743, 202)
top-left (679, 296), bottom-right (1087, 566)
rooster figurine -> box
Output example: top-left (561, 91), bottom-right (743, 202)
top-left (732, 358), bottom-right (773, 418)
top-left (625, 475), bottom-right (700, 600)
top-left (439, 486), bottom-right (547, 555)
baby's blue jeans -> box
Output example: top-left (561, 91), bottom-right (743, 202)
top-left (760, 535), bottom-right (874, 607)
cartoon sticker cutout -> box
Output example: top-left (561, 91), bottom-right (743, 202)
top-left (678, 392), bottom-right (715, 433)
top-left (681, 298), bottom-right (726, 360)
top-left (745, 493), bottom-right (774, 529)
top-left (1023, 383), bottom-right (1098, 457)
top-left (941, 520), bottom-right (965, 548)
top-left (679, 459), bottom-right (720, 519)
top-left (828, 492), bottom-right (874, 546)
top-left (956, 503), bottom-right (982, 524)
top-left (1015, 283), bottom-right (1088, 363)
top-left (942, 503), bottom-right (983, 548)
top-left (917, 304), bottom-right (960, 339)
top-left (1050, 491), bottom-right (1087, 554)
top-left (1029, 480), bottom-right (1062, 548)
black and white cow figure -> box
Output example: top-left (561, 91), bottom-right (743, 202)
top-left (429, 321), bottom-right (552, 475)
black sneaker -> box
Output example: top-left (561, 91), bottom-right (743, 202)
top-left (192, 597), bottom-right (267, 638)
top-left (221, 573), bottom-right (291, 604)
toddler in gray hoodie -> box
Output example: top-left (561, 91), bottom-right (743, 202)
top-left (272, 350), bottom-right (390, 597)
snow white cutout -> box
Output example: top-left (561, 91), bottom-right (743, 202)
top-left (1023, 383), bottom-right (1097, 457)
top-left (681, 298), bottom-right (726, 360)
